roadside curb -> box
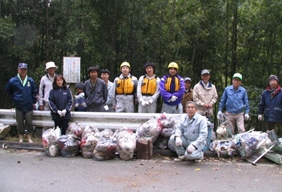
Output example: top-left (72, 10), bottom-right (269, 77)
top-left (0, 140), bottom-right (218, 158)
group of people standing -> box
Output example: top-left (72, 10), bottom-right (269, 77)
top-left (5, 61), bottom-right (282, 153)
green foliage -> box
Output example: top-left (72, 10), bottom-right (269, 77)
top-left (244, 85), bottom-right (264, 116)
top-left (0, 0), bottom-right (282, 109)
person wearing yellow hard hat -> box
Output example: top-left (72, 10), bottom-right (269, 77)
top-left (159, 62), bottom-right (184, 114)
top-left (217, 73), bottom-right (250, 134)
top-left (112, 61), bottom-right (138, 112)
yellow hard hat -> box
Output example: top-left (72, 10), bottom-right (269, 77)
top-left (168, 62), bottom-right (178, 70)
top-left (120, 62), bottom-right (130, 70)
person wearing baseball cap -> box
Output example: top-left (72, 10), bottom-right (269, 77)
top-left (181, 77), bottom-right (193, 113)
top-left (5, 63), bottom-right (37, 143)
top-left (258, 75), bottom-right (282, 135)
top-left (193, 69), bottom-right (218, 119)
top-left (217, 72), bottom-right (250, 134)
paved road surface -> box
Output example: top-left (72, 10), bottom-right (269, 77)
top-left (0, 149), bottom-right (281, 192)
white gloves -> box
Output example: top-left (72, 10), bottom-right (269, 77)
top-left (141, 100), bottom-right (146, 107)
top-left (61, 109), bottom-right (67, 117)
top-left (186, 144), bottom-right (196, 154)
top-left (75, 103), bottom-right (79, 108)
top-left (141, 100), bottom-right (149, 107)
top-left (258, 114), bottom-right (263, 121)
top-left (244, 114), bottom-right (250, 121)
top-left (217, 111), bottom-right (223, 120)
top-left (169, 96), bottom-right (178, 102)
top-left (57, 110), bottom-right (62, 117)
top-left (175, 136), bottom-right (182, 147)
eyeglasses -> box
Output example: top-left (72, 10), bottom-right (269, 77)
top-left (187, 106), bottom-right (196, 109)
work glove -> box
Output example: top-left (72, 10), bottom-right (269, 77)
top-left (145, 101), bottom-right (149, 106)
top-left (81, 102), bottom-right (87, 107)
top-left (258, 114), bottom-right (263, 121)
top-left (75, 103), bottom-right (79, 108)
top-left (141, 100), bottom-right (147, 107)
top-left (175, 136), bottom-right (182, 147)
top-left (217, 111), bottom-right (223, 120)
top-left (61, 109), bottom-right (67, 116)
top-left (169, 96), bottom-right (178, 102)
top-left (57, 110), bottom-right (62, 117)
top-left (186, 144), bottom-right (196, 154)
top-left (244, 114), bottom-right (250, 121)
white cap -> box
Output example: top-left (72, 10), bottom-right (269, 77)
top-left (45, 61), bottom-right (58, 72)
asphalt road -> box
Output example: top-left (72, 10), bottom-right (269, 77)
top-left (0, 149), bottom-right (281, 192)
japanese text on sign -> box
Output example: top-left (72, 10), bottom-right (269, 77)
top-left (63, 57), bottom-right (81, 83)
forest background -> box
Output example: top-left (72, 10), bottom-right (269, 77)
top-left (1, 0), bottom-right (281, 128)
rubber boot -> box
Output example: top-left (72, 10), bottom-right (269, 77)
top-left (19, 134), bottom-right (24, 142)
top-left (27, 134), bottom-right (33, 143)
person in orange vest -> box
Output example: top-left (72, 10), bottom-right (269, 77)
top-left (112, 62), bottom-right (138, 112)
top-left (137, 62), bottom-right (160, 113)
top-left (159, 62), bottom-right (184, 114)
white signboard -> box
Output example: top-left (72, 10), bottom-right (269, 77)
top-left (63, 57), bottom-right (81, 83)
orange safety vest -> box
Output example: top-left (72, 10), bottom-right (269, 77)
top-left (141, 76), bottom-right (157, 95)
top-left (116, 77), bottom-right (134, 94)
top-left (165, 76), bottom-right (180, 92)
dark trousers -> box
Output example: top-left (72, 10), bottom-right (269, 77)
top-left (54, 119), bottom-right (70, 135)
top-left (265, 122), bottom-right (282, 136)
top-left (16, 109), bottom-right (33, 135)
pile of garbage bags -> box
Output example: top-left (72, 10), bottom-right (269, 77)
top-left (210, 129), bottom-right (276, 159)
top-left (42, 113), bottom-right (183, 160)
top-left (43, 113), bottom-right (279, 162)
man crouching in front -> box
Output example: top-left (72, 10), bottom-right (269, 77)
top-left (169, 101), bottom-right (207, 162)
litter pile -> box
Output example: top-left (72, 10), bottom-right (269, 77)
top-left (41, 114), bottom-right (282, 164)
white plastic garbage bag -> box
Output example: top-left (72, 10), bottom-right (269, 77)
top-left (42, 127), bottom-right (61, 157)
top-left (114, 128), bottom-right (136, 160)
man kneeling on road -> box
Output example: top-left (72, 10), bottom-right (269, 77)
top-left (169, 101), bottom-right (207, 161)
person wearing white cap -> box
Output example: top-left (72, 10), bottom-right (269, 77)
top-left (38, 62), bottom-right (58, 127)
top-left (5, 63), bottom-right (37, 143)
top-left (217, 73), bottom-right (250, 134)
top-left (193, 69), bottom-right (218, 119)
top-left (258, 75), bottom-right (282, 135)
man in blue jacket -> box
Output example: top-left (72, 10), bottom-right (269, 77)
top-left (258, 75), bottom-right (282, 135)
top-left (217, 73), bottom-right (250, 134)
top-left (5, 63), bottom-right (37, 143)
top-left (159, 62), bottom-right (184, 114)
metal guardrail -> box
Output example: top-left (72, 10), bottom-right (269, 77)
top-left (0, 109), bottom-right (182, 131)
